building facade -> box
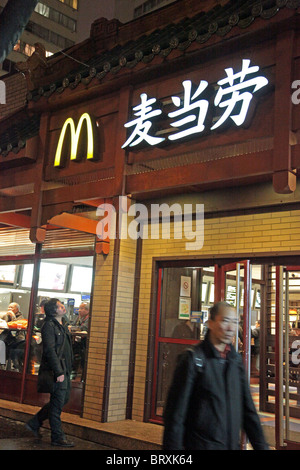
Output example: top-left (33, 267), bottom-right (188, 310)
top-left (0, 0), bottom-right (300, 450)
top-left (115, 0), bottom-right (177, 22)
top-left (0, 0), bottom-right (78, 76)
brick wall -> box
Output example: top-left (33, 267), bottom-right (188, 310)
top-left (83, 223), bottom-right (138, 423)
top-left (107, 229), bottom-right (137, 421)
top-left (82, 241), bottom-right (115, 421)
top-left (0, 73), bottom-right (27, 120)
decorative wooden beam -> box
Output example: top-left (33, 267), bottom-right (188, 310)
top-left (291, 143), bottom-right (300, 169)
top-left (272, 30), bottom-right (296, 194)
top-left (126, 150), bottom-right (273, 195)
top-left (48, 212), bottom-right (98, 234)
top-left (40, 202), bottom-right (74, 226)
top-left (0, 212), bottom-right (31, 228)
top-left (115, 86), bottom-right (132, 196)
top-left (30, 114), bottom-right (49, 243)
top-left (42, 177), bottom-right (116, 206)
top-left (0, 194), bottom-right (33, 213)
top-left (95, 240), bottom-right (110, 254)
top-left (48, 212), bottom-right (110, 253)
top-left (79, 198), bottom-right (105, 208)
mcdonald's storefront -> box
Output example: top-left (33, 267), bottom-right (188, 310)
top-left (1, 0), bottom-right (300, 449)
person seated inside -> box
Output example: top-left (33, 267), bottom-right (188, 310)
top-left (6, 303), bottom-right (26, 371)
top-left (69, 302), bottom-right (89, 380)
top-left (35, 299), bottom-right (48, 331)
top-left (0, 311), bottom-right (14, 368)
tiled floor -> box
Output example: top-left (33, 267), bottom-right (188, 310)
top-left (251, 384), bottom-right (300, 434)
top-left (0, 385), bottom-right (299, 450)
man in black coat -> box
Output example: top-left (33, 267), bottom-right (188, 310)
top-left (26, 298), bottom-right (74, 447)
top-left (163, 301), bottom-right (269, 450)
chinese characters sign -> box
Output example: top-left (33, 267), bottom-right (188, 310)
top-left (122, 59), bottom-right (268, 149)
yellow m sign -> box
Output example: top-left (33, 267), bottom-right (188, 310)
top-left (54, 112), bottom-right (96, 167)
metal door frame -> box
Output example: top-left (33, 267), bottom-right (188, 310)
top-left (219, 260), bottom-right (252, 378)
top-left (275, 266), bottom-right (300, 450)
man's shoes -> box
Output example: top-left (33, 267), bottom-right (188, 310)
top-left (51, 438), bottom-right (75, 447)
top-left (25, 422), bottom-right (42, 439)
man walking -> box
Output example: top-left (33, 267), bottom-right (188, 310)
top-left (163, 301), bottom-right (269, 450)
top-left (26, 298), bottom-right (74, 447)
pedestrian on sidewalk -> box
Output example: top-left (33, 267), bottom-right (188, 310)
top-left (26, 298), bottom-right (74, 447)
top-left (163, 301), bottom-right (269, 450)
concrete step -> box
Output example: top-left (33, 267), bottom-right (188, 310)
top-left (0, 399), bottom-right (163, 450)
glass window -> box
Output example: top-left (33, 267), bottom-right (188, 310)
top-left (49, 9), bottom-right (60, 23)
top-left (159, 267), bottom-right (214, 339)
top-left (28, 22), bottom-right (50, 41)
top-left (201, 282), bottom-right (208, 303)
top-left (13, 40), bottom-right (21, 52)
top-left (35, 2), bottom-right (50, 17)
top-left (0, 263), bottom-right (32, 373)
top-left (59, 0), bottom-right (78, 10)
top-left (23, 43), bottom-right (35, 57)
top-left (35, 2), bottom-right (77, 32)
top-left (152, 266), bottom-right (215, 419)
top-left (134, 5), bottom-right (143, 17)
top-left (155, 342), bottom-right (188, 417)
top-left (22, 262), bottom-right (68, 291)
top-left (28, 256), bottom-right (94, 382)
top-left (70, 266), bottom-right (93, 293)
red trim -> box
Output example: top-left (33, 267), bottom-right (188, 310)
top-left (37, 250), bottom-right (94, 259)
top-left (0, 250), bottom-right (94, 264)
top-left (0, 255), bottom-right (35, 263)
top-left (20, 244), bottom-right (42, 402)
top-left (150, 268), bottom-right (163, 421)
top-left (150, 268), bottom-right (199, 422)
top-left (157, 337), bottom-right (198, 344)
top-left (149, 418), bottom-right (164, 425)
top-left (242, 260), bottom-right (251, 378)
top-left (283, 440), bottom-right (300, 450)
top-left (275, 266), bottom-right (281, 449)
top-left (214, 264), bottom-right (222, 302)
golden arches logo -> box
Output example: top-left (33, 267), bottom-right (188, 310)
top-left (54, 112), bottom-right (95, 167)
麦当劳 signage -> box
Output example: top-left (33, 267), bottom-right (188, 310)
top-left (121, 59), bottom-right (269, 149)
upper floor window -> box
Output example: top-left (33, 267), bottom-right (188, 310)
top-left (26, 21), bottom-right (75, 49)
top-left (59, 0), bottom-right (78, 10)
top-left (35, 2), bottom-right (76, 32)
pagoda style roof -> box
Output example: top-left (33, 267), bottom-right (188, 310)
top-left (1, 0), bottom-right (299, 156)
top-left (0, 107), bottom-right (40, 157)
top-left (25, 0), bottom-right (300, 103)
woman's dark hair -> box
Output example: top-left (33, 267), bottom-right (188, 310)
top-left (44, 298), bottom-right (60, 317)
top-left (39, 298), bottom-right (49, 308)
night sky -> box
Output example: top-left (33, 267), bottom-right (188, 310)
top-left (77, 0), bottom-right (117, 42)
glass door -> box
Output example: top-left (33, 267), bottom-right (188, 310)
top-left (219, 261), bottom-right (251, 449)
top-left (275, 266), bottom-right (300, 449)
top-left (150, 265), bottom-right (215, 422)
top-left (219, 261), bottom-right (251, 376)
top-left (150, 261), bottom-right (252, 423)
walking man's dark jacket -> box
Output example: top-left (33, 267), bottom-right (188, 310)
top-left (163, 333), bottom-right (269, 450)
top-left (40, 316), bottom-right (73, 380)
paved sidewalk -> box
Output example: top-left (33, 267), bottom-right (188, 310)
top-left (0, 399), bottom-right (163, 450)
top-left (0, 415), bottom-right (115, 450)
